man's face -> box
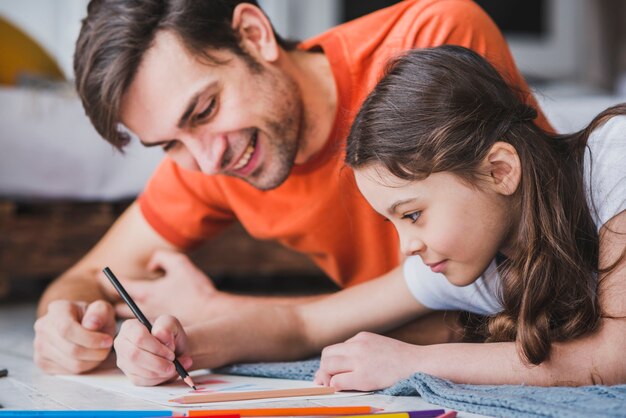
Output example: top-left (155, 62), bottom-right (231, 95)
top-left (120, 30), bottom-right (304, 190)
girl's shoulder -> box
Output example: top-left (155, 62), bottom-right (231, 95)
top-left (584, 114), bottom-right (626, 230)
top-left (587, 114), bottom-right (626, 149)
top-left (403, 256), bottom-right (502, 315)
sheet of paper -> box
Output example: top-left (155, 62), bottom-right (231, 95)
top-left (61, 369), bottom-right (368, 407)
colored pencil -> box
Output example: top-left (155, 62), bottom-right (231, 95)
top-left (0, 411), bottom-right (173, 417)
top-left (434, 412), bottom-right (456, 418)
top-left (337, 411), bottom-right (446, 418)
top-left (188, 406), bottom-right (378, 417)
top-left (103, 267), bottom-right (196, 390)
top-left (185, 415), bottom-right (240, 418)
top-left (169, 386), bottom-right (336, 404)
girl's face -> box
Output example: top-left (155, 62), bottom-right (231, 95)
top-left (354, 166), bottom-right (516, 286)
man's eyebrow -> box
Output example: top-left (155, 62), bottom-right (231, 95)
top-left (138, 81), bottom-right (219, 147)
top-left (388, 198), bottom-right (418, 215)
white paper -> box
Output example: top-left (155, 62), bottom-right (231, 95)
top-left (61, 369), bottom-right (368, 407)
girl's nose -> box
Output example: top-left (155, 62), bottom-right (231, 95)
top-left (402, 236), bottom-right (426, 257)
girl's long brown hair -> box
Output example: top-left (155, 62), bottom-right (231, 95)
top-left (345, 45), bottom-right (626, 364)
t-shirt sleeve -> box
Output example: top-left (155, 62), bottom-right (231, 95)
top-left (405, 0), bottom-right (552, 131)
top-left (403, 255), bottom-right (502, 315)
top-left (138, 158), bottom-right (236, 249)
top-left (584, 115), bottom-right (626, 230)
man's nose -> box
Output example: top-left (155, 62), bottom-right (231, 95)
top-left (180, 132), bottom-right (227, 175)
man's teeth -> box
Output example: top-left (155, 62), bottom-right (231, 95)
top-left (233, 136), bottom-right (256, 170)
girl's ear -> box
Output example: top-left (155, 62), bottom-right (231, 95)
top-left (231, 3), bottom-right (280, 63)
top-left (484, 142), bottom-right (521, 196)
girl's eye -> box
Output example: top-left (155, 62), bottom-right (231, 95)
top-left (194, 98), bottom-right (216, 122)
top-left (402, 211), bottom-right (421, 223)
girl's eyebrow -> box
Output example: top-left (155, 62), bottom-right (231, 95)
top-left (388, 198), bottom-right (419, 215)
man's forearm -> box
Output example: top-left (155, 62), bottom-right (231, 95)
top-left (186, 303), bottom-right (315, 369)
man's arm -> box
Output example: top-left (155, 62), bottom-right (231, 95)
top-left (34, 201), bottom-right (179, 374)
top-left (113, 265), bottom-right (433, 385)
top-left (37, 202), bottom-right (179, 316)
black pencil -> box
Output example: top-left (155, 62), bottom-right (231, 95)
top-left (102, 266), bottom-right (197, 390)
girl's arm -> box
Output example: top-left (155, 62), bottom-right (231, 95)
top-left (316, 211), bottom-right (626, 389)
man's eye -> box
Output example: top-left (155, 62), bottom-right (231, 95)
top-left (194, 98), bottom-right (216, 121)
top-left (402, 211), bottom-right (421, 223)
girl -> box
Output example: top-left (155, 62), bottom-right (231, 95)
top-left (113, 46), bottom-right (625, 389)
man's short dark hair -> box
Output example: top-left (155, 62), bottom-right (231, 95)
top-left (74, 0), bottom-right (297, 150)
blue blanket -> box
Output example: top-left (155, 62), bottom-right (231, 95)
top-left (218, 359), bottom-right (626, 418)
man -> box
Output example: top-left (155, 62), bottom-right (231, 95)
top-left (34, 0), bottom-right (550, 374)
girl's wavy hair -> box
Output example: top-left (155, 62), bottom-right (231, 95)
top-left (346, 45), bottom-right (626, 365)
top-left (74, 0), bottom-right (297, 150)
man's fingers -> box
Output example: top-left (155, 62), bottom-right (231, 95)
top-left (82, 300), bottom-right (115, 333)
top-left (114, 302), bottom-right (134, 319)
top-left (34, 336), bottom-right (104, 374)
top-left (115, 338), bottom-right (176, 378)
top-left (120, 280), bottom-right (150, 303)
top-left (46, 299), bottom-right (86, 320)
top-left (115, 319), bottom-right (181, 382)
top-left (36, 311), bottom-right (112, 350)
top-left (119, 320), bottom-right (176, 361)
top-left (152, 315), bottom-right (186, 354)
top-left (50, 327), bottom-right (112, 361)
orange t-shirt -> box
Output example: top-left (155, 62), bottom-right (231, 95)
top-left (138, 0), bottom-right (550, 288)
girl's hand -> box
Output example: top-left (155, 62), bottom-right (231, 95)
top-left (314, 332), bottom-right (420, 391)
top-left (114, 314), bottom-right (192, 386)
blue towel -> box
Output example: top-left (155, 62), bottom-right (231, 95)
top-left (217, 359), bottom-right (626, 418)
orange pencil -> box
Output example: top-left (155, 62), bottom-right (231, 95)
top-left (188, 406), bottom-right (379, 417)
top-left (189, 415), bottom-right (240, 418)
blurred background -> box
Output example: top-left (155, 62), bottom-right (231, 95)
top-left (1, 0), bottom-right (626, 302)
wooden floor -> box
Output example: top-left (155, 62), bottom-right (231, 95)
top-left (0, 302), bottom-right (486, 416)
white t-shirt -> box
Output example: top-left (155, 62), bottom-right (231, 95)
top-left (404, 115), bottom-right (626, 315)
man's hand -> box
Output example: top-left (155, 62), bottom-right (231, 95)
top-left (33, 300), bottom-right (116, 374)
top-left (109, 250), bottom-right (218, 325)
top-left (114, 314), bottom-right (193, 386)
top-left (314, 331), bottom-right (420, 391)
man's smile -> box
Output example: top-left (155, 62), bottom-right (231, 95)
top-left (232, 130), bottom-right (258, 171)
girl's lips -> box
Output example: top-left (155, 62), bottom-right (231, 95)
top-left (428, 260), bottom-right (447, 273)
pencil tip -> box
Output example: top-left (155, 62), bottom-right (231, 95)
top-left (183, 375), bottom-right (197, 390)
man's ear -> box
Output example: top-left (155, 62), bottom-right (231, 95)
top-left (484, 142), bottom-right (521, 196)
top-left (232, 3), bottom-right (280, 62)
